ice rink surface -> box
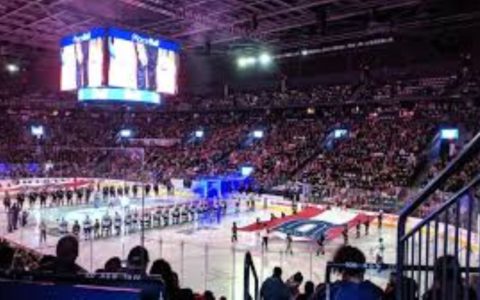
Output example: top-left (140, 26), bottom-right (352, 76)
top-left (1, 195), bottom-right (397, 300)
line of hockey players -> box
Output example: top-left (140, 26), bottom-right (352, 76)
top-left (2, 182), bottom-right (172, 210)
top-left (56, 200), bottom-right (230, 240)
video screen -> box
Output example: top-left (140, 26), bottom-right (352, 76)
top-left (440, 128), bottom-right (459, 140)
top-left (60, 28), bottom-right (105, 91)
top-left (108, 28), bottom-right (179, 94)
top-left (78, 87), bottom-right (161, 104)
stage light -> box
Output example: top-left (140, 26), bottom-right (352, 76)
top-left (307, 107), bottom-right (315, 115)
top-left (195, 130), bottom-right (204, 138)
top-left (5, 63), bottom-right (19, 73)
top-left (253, 130), bottom-right (264, 139)
top-left (301, 49), bottom-right (309, 56)
top-left (440, 128), bottom-right (459, 140)
top-left (31, 125), bottom-right (44, 138)
top-left (240, 166), bottom-right (254, 177)
top-left (334, 129), bottom-right (348, 139)
top-left (258, 53), bottom-right (272, 65)
top-left (120, 129), bottom-right (132, 138)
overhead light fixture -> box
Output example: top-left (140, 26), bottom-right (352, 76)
top-left (195, 130), bottom-right (204, 138)
top-left (119, 129), bottom-right (132, 138)
top-left (237, 57), bottom-right (248, 68)
top-left (253, 130), bottom-right (264, 139)
top-left (5, 63), bottom-right (19, 73)
top-left (240, 166), bottom-right (254, 177)
top-left (31, 125), bottom-right (44, 138)
top-left (258, 53), bottom-right (272, 65)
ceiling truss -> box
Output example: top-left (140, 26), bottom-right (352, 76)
top-left (0, 0), bottom-right (478, 57)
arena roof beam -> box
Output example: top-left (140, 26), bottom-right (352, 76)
top-left (138, 0), bottom-right (281, 34)
top-left (0, 30), bottom-right (57, 50)
top-left (0, 1), bottom-right (37, 22)
top-left (171, 0), bottom-right (337, 38)
top-left (194, 0), bottom-right (421, 47)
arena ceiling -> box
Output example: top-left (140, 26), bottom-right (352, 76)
top-left (0, 0), bottom-right (479, 57)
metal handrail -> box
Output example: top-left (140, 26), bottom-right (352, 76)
top-left (401, 174), bottom-right (480, 242)
top-left (396, 131), bottom-right (480, 299)
top-left (243, 251), bottom-right (259, 300)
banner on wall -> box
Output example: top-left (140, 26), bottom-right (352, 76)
top-left (129, 138), bottom-right (180, 147)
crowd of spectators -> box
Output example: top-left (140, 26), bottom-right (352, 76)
top-left (1, 65), bottom-right (480, 203)
top-left (259, 244), bottom-right (479, 300)
top-left (2, 96), bottom-right (480, 195)
top-left (0, 235), bottom-right (229, 299)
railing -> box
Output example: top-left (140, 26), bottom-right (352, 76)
top-left (243, 252), bottom-right (259, 300)
top-left (396, 132), bottom-right (480, 299)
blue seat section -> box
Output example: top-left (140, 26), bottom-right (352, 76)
top-left (0, 272), bottom-right (165, 300)
top-left (0, 280), bottom-right (142, 300)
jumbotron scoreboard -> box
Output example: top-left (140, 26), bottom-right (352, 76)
top-left (60, 28), bottom-right (180, 104)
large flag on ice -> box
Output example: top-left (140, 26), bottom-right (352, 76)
top-left (273, 208), bottom-right (374, 242)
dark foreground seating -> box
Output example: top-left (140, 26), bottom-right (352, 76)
top-left (0, 279), bottom-right (141, 300)
top-left (0, 271), bottom-right (165, 300)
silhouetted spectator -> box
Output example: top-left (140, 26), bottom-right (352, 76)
top-left (423, 255), bottom-right (476, 300)
top-left (260, 266), bottom-right (290, 300)
top-left (150, 259), bottom-right (177, 297)
top-left (312, 245), bottom-right (383, 299)
top-left (297, 280), bottom-right (315, 300)
top-left (384, 272), bottom-right (418, 300)
top-left (126, 245), bottom-right (149, 275)
top-left (103, 256), bottom-right (122, 273)
top-left (0, 242), bottom-right (14, 270)
top-left (203, 290), bottom-right (215, 300)
top-left (37, 235), bottom-right (86, 274)
top-left (286, 272), bottom-right (304, 298)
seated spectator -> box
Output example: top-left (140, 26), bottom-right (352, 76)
top-left (0, 241), bottom-right (14, 270)
top-left (297, 280), bottom-right (315, 300)
top-left (36, 235), bottom-right (86, 274)
top-left (97, 256), bottom-right (122, 273)
top-left (150, 259), bottom-right (177, 296)
top-left (260, 266), bottom-right (290, 300)
top-left (203, 290), bottom-right (215, 300)
top-left (384, 272), bottom-right (418, 300)
top-left (312, 245), bottom-right (383, 299)
top-left (422, 255), bottom-right (476, 300)
top-left (150, 259), bottom-right (194, 300)
top-left (285, 272), bottom-right (304, 298)
top-left (125, 245), bottom-right (150, 275)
